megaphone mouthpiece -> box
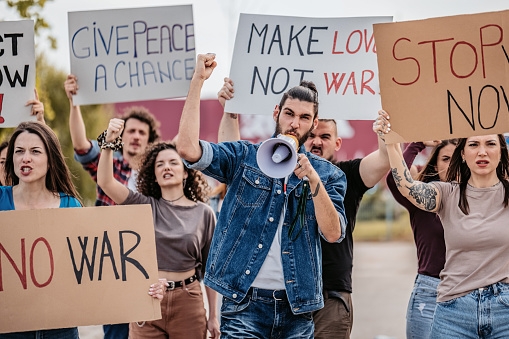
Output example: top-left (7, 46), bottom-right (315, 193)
top-left (272, 144), bottom-right (291, 163)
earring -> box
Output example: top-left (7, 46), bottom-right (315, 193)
top-left (183, 178), bottom-right (187, 187)
top-left (462, 158), bottom-right (465, 163)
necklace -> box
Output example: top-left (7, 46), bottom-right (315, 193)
top-left (162, 193), bottom-right (185, 204)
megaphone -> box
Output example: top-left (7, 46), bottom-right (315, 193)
top-left (257, 134), bottom-right (299, 178)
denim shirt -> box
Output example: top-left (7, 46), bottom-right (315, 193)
top-left (184, 140), bottom-right (347, 314)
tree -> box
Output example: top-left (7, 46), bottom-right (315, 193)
top-left (1, 1), bottom-right (113, 205)
top-left (4, 0), bottom-right (57, 48)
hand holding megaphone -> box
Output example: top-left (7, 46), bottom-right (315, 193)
top-left (257, 134), bottom-right (313, 181)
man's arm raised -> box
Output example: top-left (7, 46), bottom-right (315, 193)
top-left (359, 110), bottom-right (391, 188)
top-left (177, 54), bottom-right (217, 162)
top-left (65, 74), bottom-right (91, 151)
top-left (217, 77), bottom-right (240, 143)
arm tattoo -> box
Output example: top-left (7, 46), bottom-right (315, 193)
top-left (228, 113), bottom-right (238, 119)
top-left (407, 183), bottom-right (437, 211)
top-left (403, 160), bottom-right (414, 183)
top-left (391, 168), bottom-right (403, 188)
top-left (311, 182), bottom-right (321, 197)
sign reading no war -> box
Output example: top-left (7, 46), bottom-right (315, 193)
top-left (225, 14), bottom-right (392, 120)
top-left (0, 205), bottom-right (160, 333)
top-left (0, 20), bottom-right (35, 128)
top-left (68, 5), bottom-right (195, 105)
top-left (374, 10), bottom-right (509, 143)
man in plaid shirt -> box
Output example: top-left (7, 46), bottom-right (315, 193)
top-left (65, 74), bottom-right (160, 338)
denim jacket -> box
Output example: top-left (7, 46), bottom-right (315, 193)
top-left (184, 140), bottom-right (347, 314)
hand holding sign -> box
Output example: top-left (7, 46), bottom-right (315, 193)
top-left (25, 88), bottom-right (44, 124)
top-left (218, 77), bottom-right (234, 109)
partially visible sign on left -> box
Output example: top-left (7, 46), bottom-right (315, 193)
top-left (0, 20), bottom-right (35, 128)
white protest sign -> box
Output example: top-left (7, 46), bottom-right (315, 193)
top-left (225, 14), bottom-right (392, 120)
top-left (68, 5), bottom-right (195, 106)
top-left (0, 20), bottom-right (36, 128)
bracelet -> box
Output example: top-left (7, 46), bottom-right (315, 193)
top-left (97, 130), bottom-right (123, 151)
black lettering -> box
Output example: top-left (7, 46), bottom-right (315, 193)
top-left (119, 231), bottom-right (149, 281)
top-left (248, 24), bottom-right (268, 54)
top-left (98, 231), bottom-right (119, 280)
top-left (447, 88), bottom-right (475, 134)
top-left (66, 236), bottom-right (98, 284)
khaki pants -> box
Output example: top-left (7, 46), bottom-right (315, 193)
top-left (129, 280), bottom-right (207, 339)
top-left (313, 291), bottom-right (353, 339)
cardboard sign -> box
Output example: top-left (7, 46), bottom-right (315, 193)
top-left (0, 20), bottom-right (36, 128)
top-left (68, 5), bottom-right (195, 105)
top-left (225, 14), bottom-right (392, 120)
top-left (0, 205), bottom-right (161, 333)
top-left (374, 10), bottom-right (509, 143)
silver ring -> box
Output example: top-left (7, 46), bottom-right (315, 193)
top-left (297, 161), bottom-right (302, 168)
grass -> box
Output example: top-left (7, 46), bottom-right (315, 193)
top-left (353, 212), bottom-right (414, 242)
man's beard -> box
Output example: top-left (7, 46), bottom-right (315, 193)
top-left (275, 120), bottom-right (314, 147)
top-left (309, 145), bottom-right (335, 162)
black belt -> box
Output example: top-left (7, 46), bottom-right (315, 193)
top-left (247, 287), bottom-right (287, 301)
top-left (166, 274), bottom-right (198, 290)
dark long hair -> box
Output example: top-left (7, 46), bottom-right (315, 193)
top-left (417, 139), bottom-right (458, 183)
top-left (4, 121), bottom-right (81, 203)
top-left (446, 134), bottom-right (509, 214)
top-left (278, 80), bottom-right (319, 118)
top-left (137, 142), bottom-right (210, 202)
top-left (0, 140), bottom-right (8, 186)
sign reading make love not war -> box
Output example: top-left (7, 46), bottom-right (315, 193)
top-left (0, 20), bottom-right (36, 128)
top-left (68, 5), bottom-right (195, 105)
top-left (225, 14), bottom-right (392, 120)
top-left (0, 205), bottom-right (161, 333)
top-left (374, 10), bottom-right (509, 143)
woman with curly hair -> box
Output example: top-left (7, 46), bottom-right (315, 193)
top-left (97, 118), bottom-right (220, 339)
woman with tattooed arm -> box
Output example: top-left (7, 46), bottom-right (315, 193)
top-left (377, 110), bottom-right (509, 338)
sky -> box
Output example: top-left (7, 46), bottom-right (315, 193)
top-left (1, 0), bottom-right (508, 98)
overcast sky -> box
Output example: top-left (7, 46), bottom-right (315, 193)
top-left (1, 0), bottom-right (508, 98)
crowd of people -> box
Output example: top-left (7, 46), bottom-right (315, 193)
top-left (1, 52), bottom-right (508, 339)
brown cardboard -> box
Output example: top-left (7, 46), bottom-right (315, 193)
top-left (374, 10), bottom-right (509, 143)
top-left (0, 205), bottom-right (161, 333)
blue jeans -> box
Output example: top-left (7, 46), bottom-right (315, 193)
top-left (103, 323), bottom-right (128, 339)
top-left (406, 274), bottom-right (439, 339)
top-left (220, 287), bottom-right (314, 338)
top-left (0, 328), bottom-right (78, 339)
top-left (430, 282), bottom-right (509, 338)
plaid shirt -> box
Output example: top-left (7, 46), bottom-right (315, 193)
top-left (74, 140), bottom-right (132, 206)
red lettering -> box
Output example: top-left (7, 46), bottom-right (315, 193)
top-left (418, 38), bottom-right (454, 83)
top-left (346, 30), bottom-right (362, 54)
top-left (480, 24), bottom-right (503, 78)
top-left (364, 29), bottom-right (376, 53)
top-left (450, 41), bottom-right (478, 79)
top-left (392, 38), bottom-right (420, 86)
top-left (0, 240), bottom-right (27, 291)
top-left (343, 72), bottom-right (357, 95)
top-left (324, 73), bottom-right (346, 94)
top-left (332, 31), bottom-right (344, 54)
top-left (29, 237), bottom-right (54, 288)
top-left (361, 70), bottom-right (375, 95)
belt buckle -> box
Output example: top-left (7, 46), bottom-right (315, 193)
top-left (273, 290), bottom-right (282, 301)
top-left (167, 281), bottom-right (176, 291)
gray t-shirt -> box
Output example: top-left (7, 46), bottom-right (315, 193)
top-left (433, 181), bottom-right (509, 302)
top-left (122, 190), bottom-right (216, 278)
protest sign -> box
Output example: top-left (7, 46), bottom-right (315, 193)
top-left (0, 20), bottom-right (36, 128)
top-left (0, 205), bottom-right (161, 333)
top-left (225, 14), bottom-right (392, 120)
top-left (68, 5), bottom-right (195, 105)
top-left (374, 10), bottom-right (509, 143)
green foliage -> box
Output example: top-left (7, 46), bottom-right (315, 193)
top-left (5, 0), bottom-right (57, 48)
top-left (35, 55), bottom-right (113, 206)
